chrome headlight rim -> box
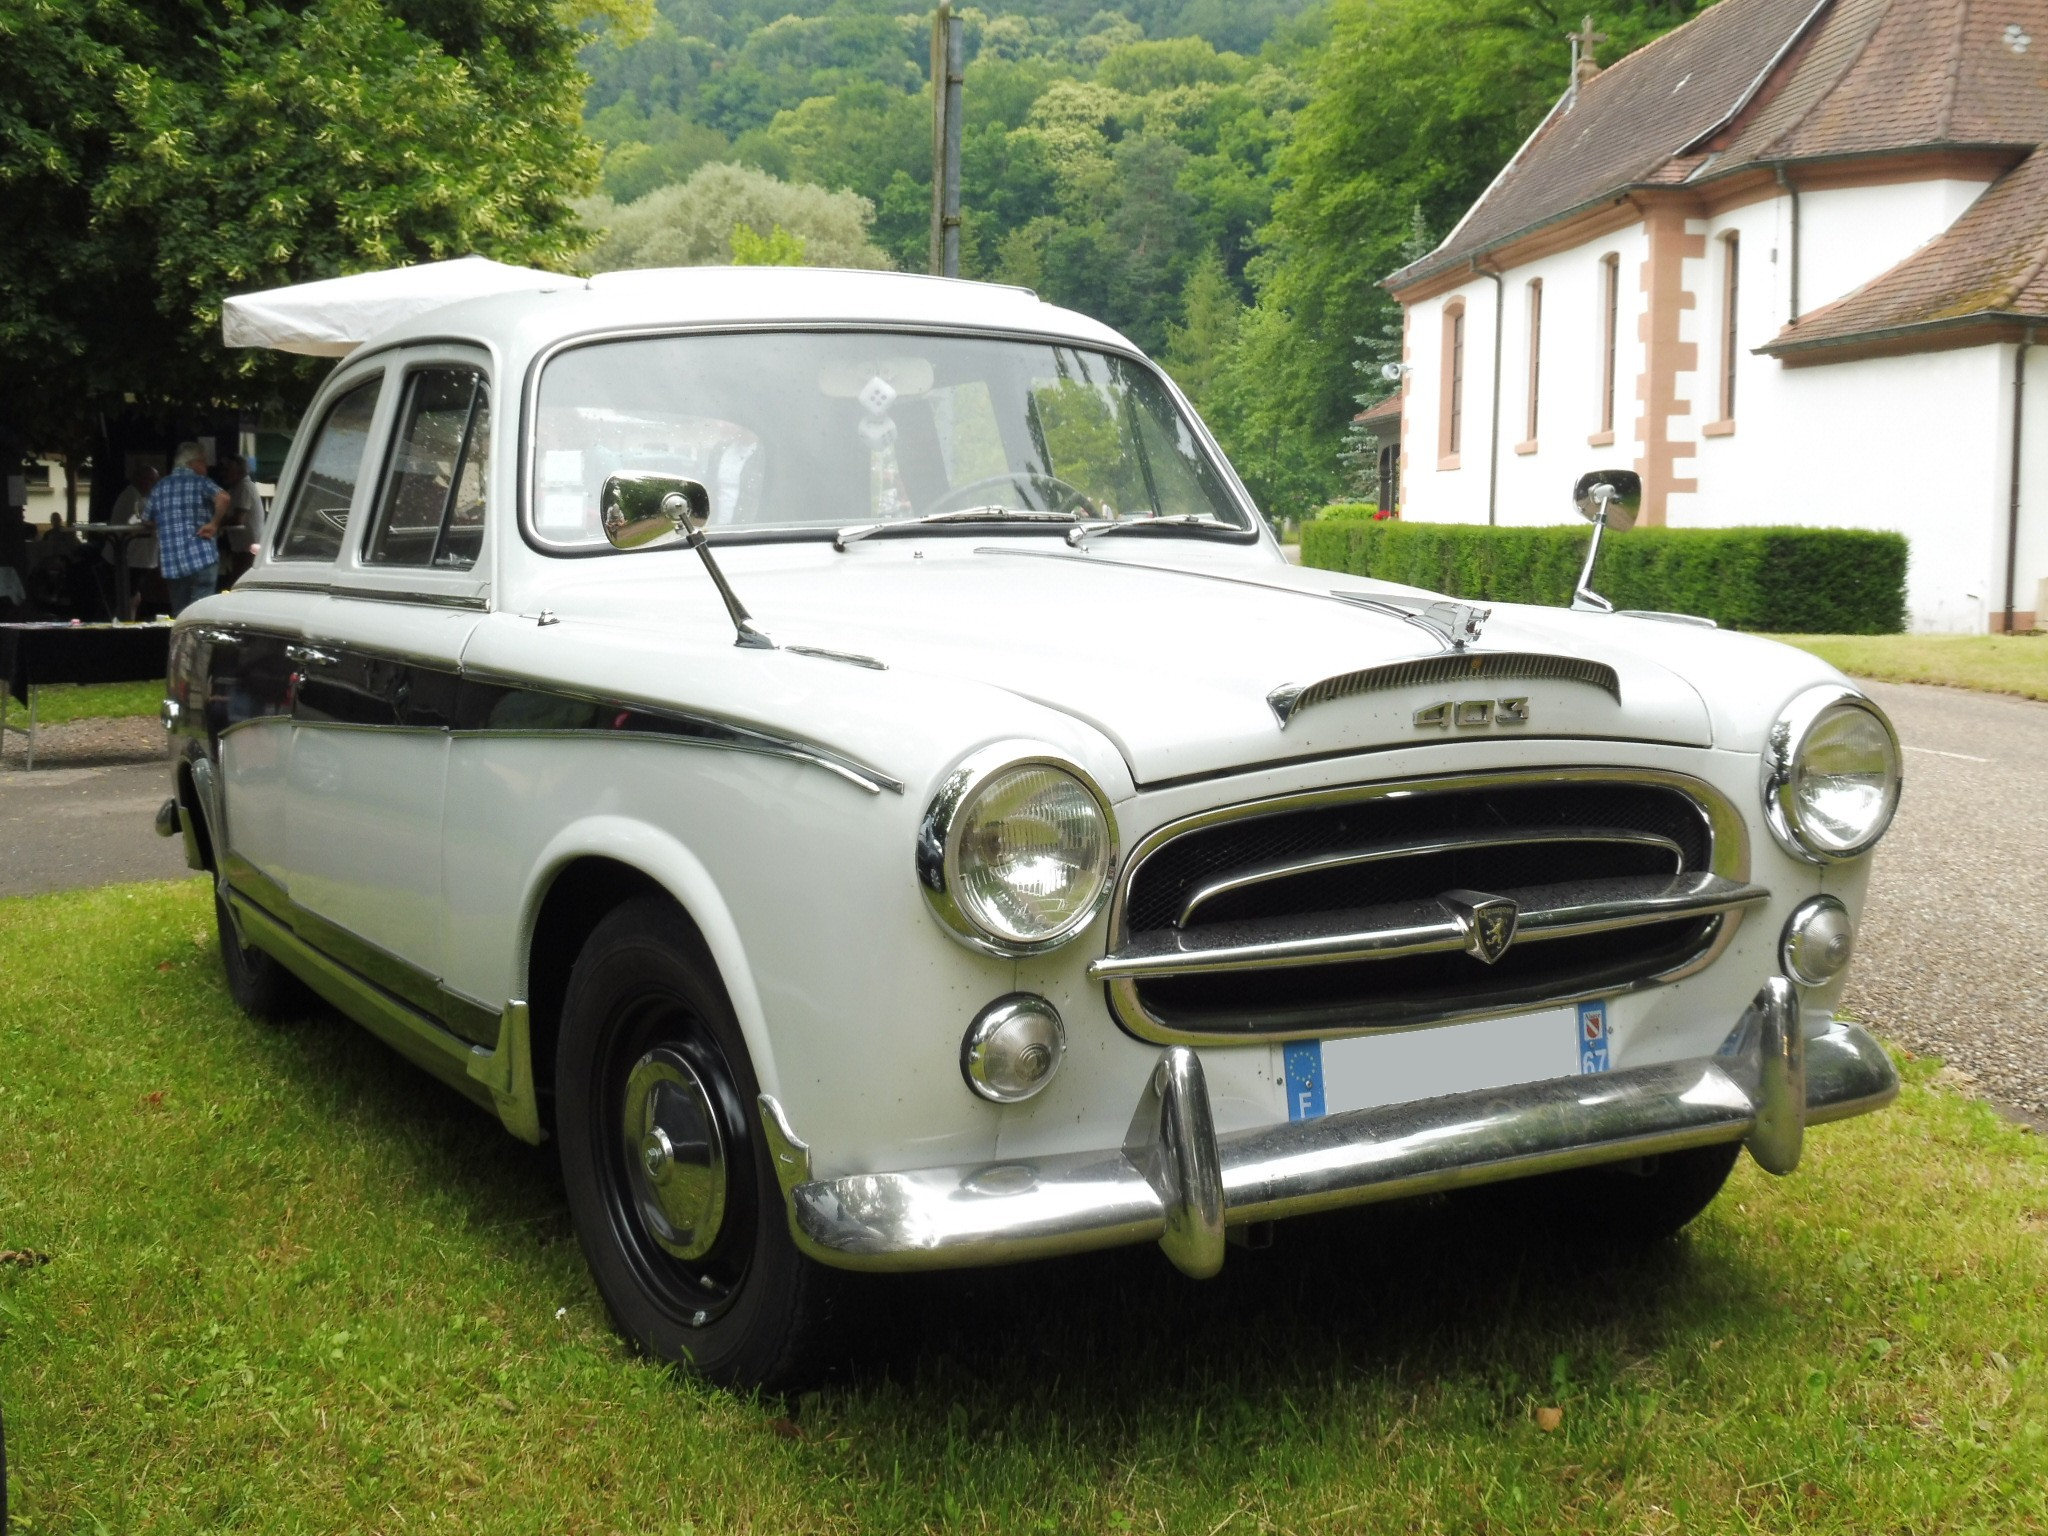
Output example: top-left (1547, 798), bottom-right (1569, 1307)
top-left (917, 741), bottom-right (1120, 958)
top-left (1760, 684), bottom-right (1902, 864)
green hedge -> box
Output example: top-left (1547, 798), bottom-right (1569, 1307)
top-left (1299, 520), bottom-right (1907, 634)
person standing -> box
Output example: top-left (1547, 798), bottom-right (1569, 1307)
top-left (216, 456), bottom-right (265, 587)
top-left (106, 462), bottom-right (159, 618)
top-left (140, 442), bottom-right (227, 616)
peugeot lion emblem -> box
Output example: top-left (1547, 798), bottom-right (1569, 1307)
top-left (1441, 890), bottom-right (1520, 965)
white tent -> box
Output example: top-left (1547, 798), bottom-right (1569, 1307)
top-left (221, 256), bottom-right (575, 356)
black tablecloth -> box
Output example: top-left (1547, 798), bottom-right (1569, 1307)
top-left (0, 622), bottom-right (173, 705)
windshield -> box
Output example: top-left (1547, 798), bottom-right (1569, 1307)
top-left (529, 330), bottom-right (1253, 548)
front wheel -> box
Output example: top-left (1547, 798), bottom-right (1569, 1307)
top-left (1479, 1140), bottom-right (1743, 1250)
top-left (556, 897), bottom-right (839, 1391)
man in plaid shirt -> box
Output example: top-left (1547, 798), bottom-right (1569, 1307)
top-left (141, 442), bottom-right (230, 615)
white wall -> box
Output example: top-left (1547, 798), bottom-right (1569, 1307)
top-left (1798, 178), bottom-right (1995, 315)
top-left (1403, 221), bottom-right (1652, 527)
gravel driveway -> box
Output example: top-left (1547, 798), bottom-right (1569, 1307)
top-left (1844, 680), bottom-right (2048, 1118)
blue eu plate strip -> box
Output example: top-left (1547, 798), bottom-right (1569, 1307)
top-left (1578, 1000), bottom-right (1612, 1074)
top-left (1284, 1039), bottom-right (1326, 1121)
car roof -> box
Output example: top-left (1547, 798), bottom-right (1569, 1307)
top-left (359, 265), bottom-right (1138, 361)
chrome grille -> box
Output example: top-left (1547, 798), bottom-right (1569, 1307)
top-left (1094, 769), bottom-right (1761, 1043)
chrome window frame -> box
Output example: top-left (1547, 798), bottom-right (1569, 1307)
top-left (1099, 765), bottom-right (1753, 1046)
top-left (515, 320), bottom-right (1269, 558)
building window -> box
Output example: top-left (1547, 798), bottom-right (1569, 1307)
top-left (1524, 278), bottom-right (1543, 444)
top-left (1598, 253), bottom-right (1619, 437)
top-left (1440, 299), bottom-right (1466, 465)
top-left (1718, 232), bottom-right (1740, 424)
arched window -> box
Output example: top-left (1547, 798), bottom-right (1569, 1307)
top-left (1439, 298), bottom-right (1466, 466)
top-left (1717, 232), bottom-right (1741, 424)
top-left (1597, 253), bottom-right (1620, 438)
top-left (1524, 278), bottom-right (1544, 445)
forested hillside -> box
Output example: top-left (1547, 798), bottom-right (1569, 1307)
top-left (578, 0), bottom-right (1710, 518)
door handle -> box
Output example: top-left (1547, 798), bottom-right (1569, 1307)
top-left (286, 644), bottom-right (339, 668)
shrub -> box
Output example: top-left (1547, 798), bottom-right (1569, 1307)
top-left (1300, 521), bottom-right (1907, 634)
top-left (1315, 502), bottom-right (1382, 523)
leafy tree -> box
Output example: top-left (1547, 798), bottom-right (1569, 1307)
top-left (1239, 0), bottom-right (1710, 514)
top-left (1, 0), bottom-right (610, 448)
top-left (579, 162), bottom-right (893, 270)
top-left (1163, 248), bottom-right (1243, 411)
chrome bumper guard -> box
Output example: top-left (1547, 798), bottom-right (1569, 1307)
top-left (759, 980), bottom-right (1898, 1276)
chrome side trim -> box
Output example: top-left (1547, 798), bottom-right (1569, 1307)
top-left (1092, 873), bottom-right (1767, 982)
top-left (1101, 767), bottom-right (1751, 1046)
top-left (228, 892), bottom-right (499, 1115)
top-left (466, 999), bottom-right (545, 1145)
top-left (457, 666), bottom-right (904, 796)
top-left (1269, 652), bottom-right (1622, 728)
top-left (773, 1009), bottom-right (1896, 1274)
top-left (1176, 827), bottom-right (1684, 927)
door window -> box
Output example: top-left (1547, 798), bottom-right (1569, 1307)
top-left (275, 378), bottom-right (382, 563)
top-left (366, 367), bottom-right (490, 569)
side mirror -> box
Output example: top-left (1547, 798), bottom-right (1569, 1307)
top-left (1568, 468), bottom-right (1642, 614)
top-left (600, 472), bottom-right (711, 552)
top-left (1572, 468), bottom-right (1642, 530)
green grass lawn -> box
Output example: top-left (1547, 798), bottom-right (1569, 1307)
top-left (0, 679), bottom-right (161, 728)
top-left (1773, 633), bottom-right (2048, 702)
top-left (5, 880), bottom-right (2047, 1533)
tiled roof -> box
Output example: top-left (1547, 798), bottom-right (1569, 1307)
top-left (1764, 145), bottom-right (2048, 352)
top-left (1389, 0), bottom-right (2048, 291)
top-left (1354, 393), bottom-right (1402, 423)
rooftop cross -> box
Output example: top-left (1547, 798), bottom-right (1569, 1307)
top-left (1567, 14), bottom-right (1609, 92)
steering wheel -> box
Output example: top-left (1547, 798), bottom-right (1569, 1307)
top-left (922, 471), bottom-right (1099, 519)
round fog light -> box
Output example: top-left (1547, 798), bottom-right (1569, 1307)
top-left (962, 995), bottom-right (1066, 1103)
top-left (1782, 896), bottom-right (1854, 986)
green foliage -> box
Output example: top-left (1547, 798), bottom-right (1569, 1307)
top-left (1, 0), bottom-right (599, 446)
top-left (728, 222), bottom-right (807, 266)
top-left (1314, 501), bottom-right (1382, 522)
top-left (578, 162), bottom-right (892, 271)
top-left (1302, 522), bottom-right (1910, 634)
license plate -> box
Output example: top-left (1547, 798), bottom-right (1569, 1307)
top-left (1283, 1000), bottom-right (1612, 1122)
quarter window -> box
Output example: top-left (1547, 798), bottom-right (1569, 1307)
top-left (276, 379), bottom-right (381, 563)
top-left (366, 367), bottom-right (490, 569)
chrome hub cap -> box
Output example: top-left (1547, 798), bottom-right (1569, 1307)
top-left (621, 1047), bottom-right (727, 1261)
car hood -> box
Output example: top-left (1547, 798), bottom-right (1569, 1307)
top-left (660, 545), bottom-right (1718, 785)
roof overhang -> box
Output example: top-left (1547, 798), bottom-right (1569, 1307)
top-left (1762, 312), bottom-right (2047, 366)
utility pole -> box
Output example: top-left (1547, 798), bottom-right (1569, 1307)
top-left (929, 2), bottom-right (963, 277)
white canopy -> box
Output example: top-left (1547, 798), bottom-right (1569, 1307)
top-left (221, 256), bottom-right (574, 356)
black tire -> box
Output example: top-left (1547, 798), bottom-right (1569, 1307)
top-left (1485, 1140), bottom-right (1742, 1250)
top-left (214, 884), bottom-right (310, 1023)
top-left (557, 896), bottom-right (839, 1391)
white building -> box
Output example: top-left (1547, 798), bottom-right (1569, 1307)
top-left (1385, 0), bottom-right (2048, 632)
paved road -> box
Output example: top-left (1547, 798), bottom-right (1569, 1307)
top-left (1842, 680), bottom-right (2048, 1116)
top-left (0, 761), bottom-right (193, 898)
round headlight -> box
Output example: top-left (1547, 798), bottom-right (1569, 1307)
top-left (919, 746), bottom-right (1117, 954)
top-left (1762, 686), bottom-right (1901, 863)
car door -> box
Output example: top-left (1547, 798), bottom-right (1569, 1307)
top-left (279, 348), bottom-right (496, 1039)
top-left (213, 363), bottom-right (388, 903)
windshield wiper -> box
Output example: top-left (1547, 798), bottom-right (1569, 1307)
top-left (1066, 514), bottom-right (1242, 548)
top-left (833, 506), bottom-right (1086, 552)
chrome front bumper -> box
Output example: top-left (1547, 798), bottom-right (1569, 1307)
top-left (759, 981), bottom-right (1899, 1277)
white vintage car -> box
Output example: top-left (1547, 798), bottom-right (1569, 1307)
top-left (161, 266), bottom-right (1900, 1388)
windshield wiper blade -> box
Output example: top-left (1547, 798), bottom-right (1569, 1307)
top-left (1066, 514), bottom-right (1242, 548)
top-left (834, 506), bottom-right (1086, 552)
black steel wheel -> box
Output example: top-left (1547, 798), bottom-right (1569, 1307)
top-left (213, 884), bottom-right (309, 1023)
top-left (557, 896), bottom-right (839, 1390)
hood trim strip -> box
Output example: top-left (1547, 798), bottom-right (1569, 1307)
top-left (1269, 652), bottom-right (1622, 727)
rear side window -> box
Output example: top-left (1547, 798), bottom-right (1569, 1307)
top-left (276, 379), bottom-right (381, 563)
top-left (366, 367), bottom-right (490, 569)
